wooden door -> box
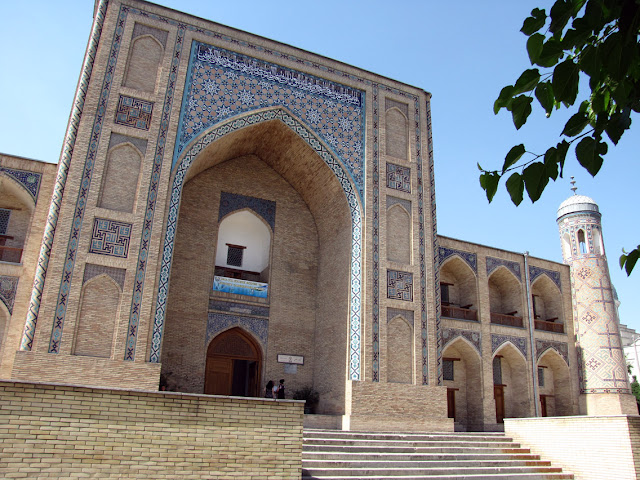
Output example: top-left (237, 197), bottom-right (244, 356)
top-left (494, 385), bottom-right (505, 424)
top-left (205, 328), bottom-right (261, 397)
top-left (540, 395), bottom-right (548, 417)
top-left (446, 388), bottom-right (456, 420)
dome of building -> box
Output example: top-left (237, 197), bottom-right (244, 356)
top-left (557, 194), bottom-right (600, 220)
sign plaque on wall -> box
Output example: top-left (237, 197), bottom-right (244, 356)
top-left (277, 354), bottom-right (304, 365)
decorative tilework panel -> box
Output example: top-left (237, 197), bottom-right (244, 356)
top-left (82, 264), bottom-right (126, 290)
top-left (176, 42), bottom-right (365, 198)
top-left (491, 333), bottom-right (528, 359)
top-left (209, 299), bottom-right (269, 318)
top-left (219, 192), bottom-right (276, 230)
top-left (387, 270), bottom-right (413, 301)
top-left (108, 133), bottom-right (148, 155)
top-left (386, 162), bottom-right (411, 193)
top-left (425, 99), bottom-right (436, 385)
top-left (0, 167), bottom-right (42, 203)
top-left (114, 95), bottom-right (153, 130)
top-left (529, 265), bottom-right (561, 290)
top-left (132, 22), bottom-right (168, 48)
top-left (439, 247), bottom-right (477, 273)
top-left (0, 276), bottom-right (19, 314)
top-left (206, 312), bottom-right (268, 348)
top-left (372, 86), bottom-right (380, 382)
top-left (89, 218), bottom-right (132, 258)
top-left (442, 327), bottom-right (481, 356)
top-left (486, 256), bottom-right (521, 281)
top-left (0, 209), bottom-right (10, 235)
top-left (536, 339), bottom-right (569, 366)
top-left (387, 308), bottom-right (413, 327)
top-left (386, 196), bottom-right (411, 213)
top-left (385, 98), bottom-right (409, 117)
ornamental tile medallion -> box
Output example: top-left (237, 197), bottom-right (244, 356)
top-left (386, 162), bottom-right (411, 193)
top-left (89, 218), bottom-right (132, 258)
top-left (114, 95), bottom-right (154, 130)
top-left (387, 270), bottom-right (413, 301)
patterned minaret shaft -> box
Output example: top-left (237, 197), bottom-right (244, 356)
top-left (557, 188), bottom-right (631, 405)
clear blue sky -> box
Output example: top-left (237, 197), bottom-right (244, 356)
top-left (1, 0), bottom-right (638, 331)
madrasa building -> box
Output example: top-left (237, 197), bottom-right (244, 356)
top-left (0, 0), bottom-right (636, 445)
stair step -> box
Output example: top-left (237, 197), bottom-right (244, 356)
top-left (302, 460), bottom-right (552, 468)
top-left (303, 453), bottom-right (543, 461)
top-left (302, 475), bottom-right (574, 480)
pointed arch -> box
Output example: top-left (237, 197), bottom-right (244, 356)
top-left (149, 107), bottom-right (363, 384)
top-left (123, 34), bottom-right (164, 93)
top-left (98, 142), bottom-right (143, 212)
top-left (386, 315), bottom-right (413, 384)
top-left (493, 342), bottom-right (531, 420)
top-left (385, 107), bottom-right (409, 159)
top-left (537, 348), bottom-right (574, 416)
top-left (386, 203), bottom-right (411, 264)
top-left (488, 266), bottom-right (524, 327)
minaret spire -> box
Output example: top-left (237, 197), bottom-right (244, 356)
top-left (570, 176), bottom-right (577, 195)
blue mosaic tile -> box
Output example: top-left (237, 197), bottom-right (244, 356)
top-left (114, 95), bottom-right (153, 130)
top-left (491, 334), bottom-right (527, 359)
top-left (439, 247), bottom-right (477, 273)
top-left (486, 257), bottom-right (521, 281)
top-left (219, 192), bottom-right (276, 230)
top-left (208, 299), bottom-right (269, 318)
top-left (175, 42), bottom-right (365, 199)
top-left (529, 265), bottom-right (561, 290)
top-left (442, 327), bottom-right (481, 356)
top-left (372, 86), bottom-right (380, 381)
top-left (386, 162), bottom-right (411, 193)
top-left (536, 339), bottom-right (569, 366)
top-left (88, 218), bottom-right (132, 258)
top-left (0, 167), bottom-right (42, 203)
top-left (387, 270), bottom-right (413, 301)
top-left (207, 312), bottom-right (268, 348)
top-left (0, 276), bottom-right (19, 314)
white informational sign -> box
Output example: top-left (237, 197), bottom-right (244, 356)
top-left (277, 354), bottom-right (304, 365)
top-left (212, 276), bottom-right (268, 298)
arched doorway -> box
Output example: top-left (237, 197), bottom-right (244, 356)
top-left (205, 328), bottom-right (262, 396)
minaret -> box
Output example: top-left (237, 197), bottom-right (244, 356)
top-left (557, 178), bottom-right (636, 414)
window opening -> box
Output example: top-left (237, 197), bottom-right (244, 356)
top-left (577, 229), bottom-right (587, 254)
top-left (226, 244), bottom-right (246, 267)
top-left (532, 295), bottom-right (540, 319)
top-left (493, 356), bottom-right (503, 385)
top-left (441, 282), bottom-right (453, 305)
top-left (538, 366), bottom-right (545, 387)
top-left (0, 208), bottom-right (10, 235)
top-left (443, 358), bottom-right (455, 381)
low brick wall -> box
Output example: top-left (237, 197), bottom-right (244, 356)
top-left (0, 380), bottom-right (304, 479)
top-left (505, 415), bottom-right (640, 480)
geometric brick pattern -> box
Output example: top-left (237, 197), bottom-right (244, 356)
top-left (0, 276), bottom-right (19, 314)
top-left (386, 162), bottom-right (411, 193)
top-left (387, 270), bottom-right (413, 301)
top-left (177, 42), bottom-right (364, 198)
top-left (486, 256), bottom-right (521, 280)
top-left (114, 95), bottom-right (153, 130)
top-left (371, 86), bottom-right (381, 381)
top-left (491, 334), bottom-right (528, 359)
top-left (88, 218), bottom-right (132, 258)
top-left (439, 246), bottom-right (477, 273)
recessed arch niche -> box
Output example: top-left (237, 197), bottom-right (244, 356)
top-left (155, 110), bottom-right (361, 415)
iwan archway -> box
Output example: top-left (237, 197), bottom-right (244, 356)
top-left (150, 109), bottom-right (363, 412)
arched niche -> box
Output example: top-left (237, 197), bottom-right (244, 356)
top-left (442, 337), bottom-right (483, 431)
top-left (561, 231), bottom-right (572, 259)
top-left (538, 348), bottom-right (573, 417)
top-left (0, 173), bottom-right (36, 263)
top-left (123, 35), bottom-right (164, 93)
top-left (386, 203), bottom-right (411, 264)
top-left (386, 315), bottom-right (413, 384)
top-left (98, 143), bottom-right (142, 213)
top-left (0, 302), bottom-right (10, 367)
top-left (385, 107), bottom-right (408, 159)
top-left (493, 343), bottom-right (530, 422)
top-left (531, 275), bottom-right (564, 333)
top-left (577, 229), bottom-right (588, 254)
top-left (155, 110), bottom-right (360, 415)
top-left (488, 267), bottom-right (523, 327)
top-left (73, 274), bottom-right (121, 358)
top-left (439, 256), bottom-right (478, 321)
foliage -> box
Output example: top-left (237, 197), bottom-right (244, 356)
top-left (292, 386), bottom-right (320, 405)
top-left (479, 0), bottom-right (640, 274)
top-left (632, 376), bottom-right (640, 404)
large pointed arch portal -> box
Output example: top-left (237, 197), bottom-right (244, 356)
top-left (149, 108), bottom-right (364, 379)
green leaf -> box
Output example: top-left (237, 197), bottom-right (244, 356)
top-left (479, 171), bottom-right (500, 203)
top-left (549, 0), bottom-right (573, 34)
top-left (535, 82), bottom-right (555, 116)
top-left (561, 112), bottom-right (590, 136)
top-left (605, 108), bottom-right (632, 144)
top-left (514, 69), bottom-right (541, 94)
top-left (543, 146), bottom-right (559, 180)
top-left (537, 37), bottom-right (565, 67)
top-left (502, 144), bottom-right (526, 173)
top-left (556, 140), bottom-right (570, 176)
top-left (523, 162), bottom-right (549, 202)
top-left (494, 85), bottom-right (515, 114)
top-left (553, 59), bottom-right (579, 105)
top-left (511, 96), bottom-right (534, 129)
top-left (527, 34), bottom-right (545, 64)
top-left (506, 172), bottom-right (525, 206)
top-left (621, 247), bottom-right (640, 276)
top-left (575, 136), bottom-right (607, 176)
top-left (521, 8), bottom-right (547, 35)
top-left (590, 89), bottom-right (610, 115)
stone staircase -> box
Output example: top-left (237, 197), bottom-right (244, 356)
top-left (302, 429), bottom-right (573, 479)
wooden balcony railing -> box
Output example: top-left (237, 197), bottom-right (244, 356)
top-left (490, 312), bottom-right (524, 328)
top-left (0, 245), bottom-right (23, 263)
top-left (441, 305), bottom-right (477, 321)
top-left (535, 319), bottom-right (564, 333)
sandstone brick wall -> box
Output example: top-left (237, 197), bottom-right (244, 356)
top-left (0, 380), bottom-right (303, 479)
top-left (505, 416), bottom-right (640, 480)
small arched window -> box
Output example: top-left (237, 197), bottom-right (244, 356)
top-left (592, 226), bottom-right (603, 255)
top-left (562, 232), bottom-right (572, 259)
top-left (577, 229), bottom-right (588, 254)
